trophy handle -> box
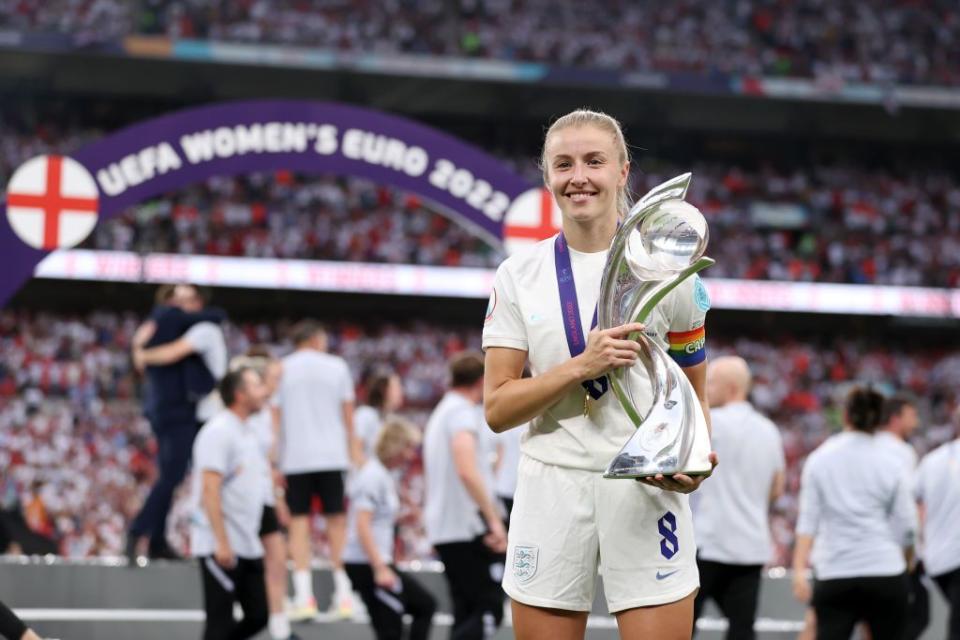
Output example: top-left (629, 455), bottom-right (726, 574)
top-left (604, 258), bottom-right (714, 479)
top-left (608, 256), bottom-right (714, 426)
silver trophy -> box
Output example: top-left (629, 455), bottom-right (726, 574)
top-left (598, 173), bottom-right (714, 479)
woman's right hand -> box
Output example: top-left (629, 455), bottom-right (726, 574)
top-left (574, 323), bottom-right (646, 380)
top-left (374, 565), bottom-right (399, 591)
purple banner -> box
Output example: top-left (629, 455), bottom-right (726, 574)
top-left (0, 99), bottom-right (534, 306)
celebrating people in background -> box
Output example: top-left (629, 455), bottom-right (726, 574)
top-left (792, 387), bottom-right (916, 640)
top-left (277, 320), bottom-right (362, 620)
top-left (482, 109), bottom-right (716, 640)
top-left (344, 416), bottom-right (437, 640)
top-left (424, 351), bottom-right (506, 640)
top-left (190, 367), bottom-right (270, 640)
top-left (693, 356), bottom-right (785, 640)
top-left (127, 283), bottom-right (227, 562)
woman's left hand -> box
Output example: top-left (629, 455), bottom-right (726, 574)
top-left (637, 452), bottom-right (719, 494)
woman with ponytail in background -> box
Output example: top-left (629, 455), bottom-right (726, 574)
top-left (355, 370), bottom-right (405, 462)
top-left (792, 387), bottom-right (917, 640)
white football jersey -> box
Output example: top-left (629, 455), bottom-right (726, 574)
top-left (482, 236), bottom-right (709, 472)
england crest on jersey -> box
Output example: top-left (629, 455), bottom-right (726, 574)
top-left (512, 544), bottom-right (539, 583)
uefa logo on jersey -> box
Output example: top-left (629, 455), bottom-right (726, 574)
top-left (484, 288), bottom-right (497, 324)
top-left (502, 187), bottom-right (561, 256)
top-left (4, 154), bottom-right (100, 251)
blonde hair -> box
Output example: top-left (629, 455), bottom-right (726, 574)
top-left (540, 108), bottom-right (631, 217)
top-left (230, 355), bottom-right (269, 376)
top-left (375, 416), bottom-right (421, 463)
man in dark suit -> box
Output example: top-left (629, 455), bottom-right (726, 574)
top-left (127, 284), bottom-right (225, 562)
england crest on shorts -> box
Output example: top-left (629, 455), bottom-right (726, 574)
top-left (512, 545), bottom-right (538, 583)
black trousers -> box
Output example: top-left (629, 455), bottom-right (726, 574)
top-left (933, 566), bottom-right (960, 640)
top-left (905, 566), bottom-right (930, 640)
top-left (693, 558), bottom-right (763, 640)
top-left (0, 599), bottom-right (27, 640)
top-left (435, 537), bottom-right (505, 640)
top-left (199, 556), bottom-right (268, 640)
top-left (813, 573), bottom-right (909, 640)
top-left (130, 419), bottom-right (198, 550)
top-left (345, 563), bottom-right (437, 640)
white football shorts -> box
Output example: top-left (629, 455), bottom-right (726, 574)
top-left (503, 454), bottom-right (699, 613)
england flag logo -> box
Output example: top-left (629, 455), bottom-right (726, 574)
top-left (502, 187), bottom-right (561, 256)
top-left (5, 155), bottom-right (100, 251)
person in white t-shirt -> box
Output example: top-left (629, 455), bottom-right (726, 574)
top-left (355, 369), bottom-right (405, 461)
top-left (792, 387), bottom-right (916, 640)
top-left (230, 351), bottom-right (297, 640)
top-left (424, 351), bottom-right (506, 640)
top-left (877, 395), bottom-right (921, 473)
top-left (915, 407), bottom-right (960, 640)
top-left (344, 416), bottom-right (437, 640)
top-left (876, 394), bottom-right (930, 640)
top-left (190, 367), bottom-right (270, 640)
top-left (482, 109), bottom-right (717, 640)
top-left (693, 356), bottom-right (784, 640)
top-left (277, 320), bottom-right (362, 621)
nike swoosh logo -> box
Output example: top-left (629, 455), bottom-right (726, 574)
top-left (656, 569), bottom-right (679, 580)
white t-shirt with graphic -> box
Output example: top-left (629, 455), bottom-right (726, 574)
top-left (481, 236), bottom-right (709, 472)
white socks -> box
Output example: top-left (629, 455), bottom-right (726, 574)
top-left (293, 569), bottom-right (314, 606)
top-left (333, 567), bottom-right (352, 596)
top-left (268, 612), bottom-right (291, 640)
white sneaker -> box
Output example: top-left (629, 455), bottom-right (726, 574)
top-left (328, 589), bottom-right (355, 619)
top-left (288, 597), bottom-right (318, 622)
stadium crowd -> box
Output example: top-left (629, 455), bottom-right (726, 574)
top-left (3, 103), bottom-right (959, 286)
top-left (0, 308), bottom-right (956, 566)
top-left (2, 0), bottom-right (959, 86)
top-left (77, 165), bottom-right (960, 288)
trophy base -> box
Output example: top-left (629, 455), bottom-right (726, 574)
top-left (603, 394), bottom-right (713, 479)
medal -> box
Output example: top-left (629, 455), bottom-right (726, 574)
top-left (554, 233), bottom-right (608, 411)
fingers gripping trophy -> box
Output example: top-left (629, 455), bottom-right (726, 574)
top-left (598, 173), bottom-right (714, 479)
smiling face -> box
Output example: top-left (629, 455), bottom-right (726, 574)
top-left (544, 124), bottom-right (629, 227)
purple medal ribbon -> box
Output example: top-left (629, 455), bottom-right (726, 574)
top-left (554, 233), bottom-right (608, 400)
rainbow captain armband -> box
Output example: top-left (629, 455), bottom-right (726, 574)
top-left (666, 327), bottom-right (707, 367)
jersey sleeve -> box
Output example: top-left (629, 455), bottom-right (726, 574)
top-left (770, 422), bottom-right (786, 472)
top-left (350, 467), bottom-right (381, 512)
top-left (193, 424), bottom-right (230, 475)
top-left (795, 456), bottom-right (821, 536)
top-left (913, 456), bottom-right (928, 502)
top-left (665, 275), bottom-right (709, 368)
top-left (446, 403), bottom-right (480, 438)
top-left (889, 469), bottom-right (918, 548)
top-left (339, 358), bottom-right (356, 403)
top-left (482, 262), bottom-right (527, 351)
top-left (185, 322), bottom-right (218, 355)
